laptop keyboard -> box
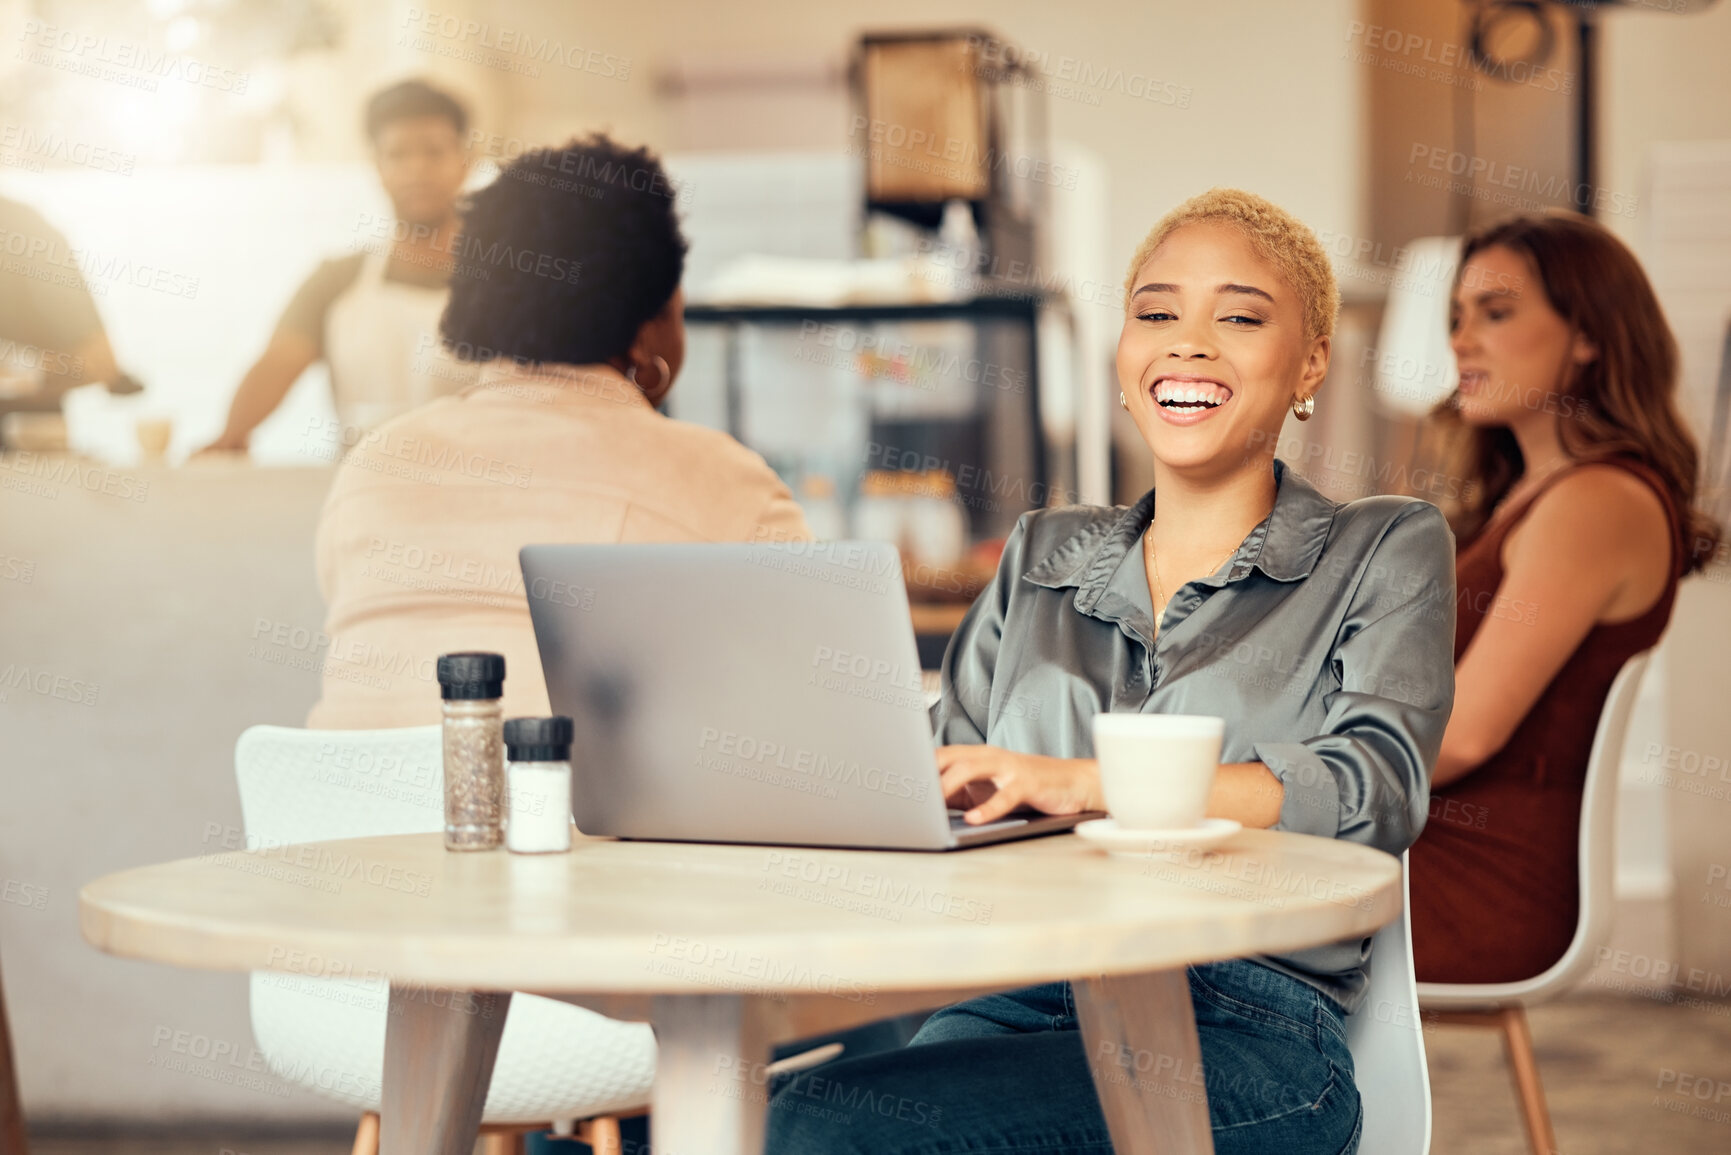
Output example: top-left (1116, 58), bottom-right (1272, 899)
top-left (947, 808), bottom-right (1029, 832)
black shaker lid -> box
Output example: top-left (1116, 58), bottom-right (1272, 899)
top-left (437, 652), bottom-right (505, 700)
top-left (504, 715), bottom-right (574, 762)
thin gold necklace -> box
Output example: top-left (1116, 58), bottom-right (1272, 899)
top-left (1145, 529), bottom-right (1240, 623)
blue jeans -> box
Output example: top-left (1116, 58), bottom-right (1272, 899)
top-left (764, 959), bottom-right (1362, 1155)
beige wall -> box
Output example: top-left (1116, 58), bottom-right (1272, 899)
top-left (1600, 1), bottom-right (1731, 984)
top-left (1600, 0), bottom-right (1731, 253)
top-left (286, 0), bottom-right (1368, 287)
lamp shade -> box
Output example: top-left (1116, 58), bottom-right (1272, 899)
top-left (1371, 236), bottom-right (1461, 417)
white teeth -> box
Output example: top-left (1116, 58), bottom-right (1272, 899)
top-left (1154, 380), bottom-right (1228, 407)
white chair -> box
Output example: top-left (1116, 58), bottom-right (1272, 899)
top-left (1344, 853), bottom-right (1432, 1155)
top-left (234, 724), bottom-right (656, 1155)
top-left (1417, 650), bottom-right (1653, 1155)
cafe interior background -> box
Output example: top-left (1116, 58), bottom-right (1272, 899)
top-left (2, 0), bottom-right (1730, 1151)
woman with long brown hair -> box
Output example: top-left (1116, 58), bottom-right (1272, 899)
top-left (1410, 211), bottom-right (1719, 982)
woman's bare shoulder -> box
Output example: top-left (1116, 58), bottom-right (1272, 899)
top-left (1527, 462), bottom-right (1670, 542)
top-left (1508, 462), bottom-right (1673, 616)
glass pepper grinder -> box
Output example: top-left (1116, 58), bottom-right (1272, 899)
top-left (437, 652), bottom-right (506, 851)
top-left (504, 716), bottom-right (575, 855)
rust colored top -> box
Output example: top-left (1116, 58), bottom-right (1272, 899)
top-left (1410, 456), bottom-right (1684, 983)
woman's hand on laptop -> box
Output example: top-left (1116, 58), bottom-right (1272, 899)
top-left (937, 746), bottom-right (1104, 825)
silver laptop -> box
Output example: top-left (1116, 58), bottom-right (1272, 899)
top-left (520, 540), bottom-right (1099, 850)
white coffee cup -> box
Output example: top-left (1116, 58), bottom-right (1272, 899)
top-left (1092, 713), bottom-right (1224, 831)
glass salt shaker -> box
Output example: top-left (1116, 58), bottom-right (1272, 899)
top-left (438, 652), bottom-right (506, 851)
top-left (505, 716), bottom-right (575, 855)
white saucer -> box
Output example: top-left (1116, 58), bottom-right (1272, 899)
top-left (1074, 817), bottom-right (1242, 858)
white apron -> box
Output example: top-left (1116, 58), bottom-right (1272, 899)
top-left (324, 247), bottom-right (477, 433)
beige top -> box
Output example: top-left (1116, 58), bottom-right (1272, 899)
top-left (79, 829), bottom-right (1401, 992)
top-left (306, 360), bottom-right (811, 730)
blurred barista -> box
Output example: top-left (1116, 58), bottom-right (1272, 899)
top-left (200, 79), bottom-right (477, 452)
top-left (0, 195), bottom-right (140, 447)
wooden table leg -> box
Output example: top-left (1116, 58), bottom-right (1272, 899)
top-left (379, 987), bottom-right (511, 1155)
top-left (649, 993), bottom-right (776, 1155)
top-left (1075, 970), bottom-right (1214, 1155)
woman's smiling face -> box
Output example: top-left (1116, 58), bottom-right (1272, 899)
top-left (1116, 221), bottom-right (1327, 476)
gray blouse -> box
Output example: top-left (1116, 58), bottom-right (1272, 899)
top-left (931, 457), bottom-right (1457, 1011)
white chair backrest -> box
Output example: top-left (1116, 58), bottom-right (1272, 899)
top-left (1345, 854), bottom-right (1431, 1155)
top-left (1549, 648), bottom-right (1652, 992)
top-left (1417, 649), bottom-right (1653, 1007)
top-left (235, 724), bottom-right (444, 846)
top-left (236, 724), bottom-right (662, 1125)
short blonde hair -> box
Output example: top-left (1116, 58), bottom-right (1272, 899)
top-left (1122, 188), bottom-right (1339, 343)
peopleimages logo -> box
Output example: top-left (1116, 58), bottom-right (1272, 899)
top-left (1344, 21), bottom-right (1573, 94)
top-left (848, 116), bottom-right (1081, 189)
top-left (398, 8), bottom-right (632, 81)
top-left (0, 124), bottom-right (134, 174)
top-left (695, 726), bottom-right (929, 802)
top-left (0, 663), bottom-right (99, 707)
top-left (0, 224), bottom-right (199, 298)
top-left (18, 20), bottom-right (251, 93)
top-left (759, 852), bottom-right (994, 925)
top-left (1407, 144), bottom-right (1638, 217)
top-left (962, 34), bottom-right (1193, 108)
top-left (647, 933), bottom-right (876, 1003)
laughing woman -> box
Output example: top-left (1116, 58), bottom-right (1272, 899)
top-left (764, 189), bottom-right (1457, 1155)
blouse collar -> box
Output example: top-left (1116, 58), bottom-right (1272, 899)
top-left (1025, 457), bottom-right (1339, 617)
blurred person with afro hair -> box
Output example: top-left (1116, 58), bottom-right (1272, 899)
top-left (306, 134), bottom-right (810, 728)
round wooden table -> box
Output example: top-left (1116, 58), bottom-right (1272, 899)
top-left (81, 828), bottom-right (1401, 1154)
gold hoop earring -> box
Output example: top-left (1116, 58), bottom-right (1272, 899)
top-left (1292, 394), bottom-right (1315, 421)
top-left (1119, 391), bottom-right (1128, 411)
top-left (629, 355), bottom-right (671, 396)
